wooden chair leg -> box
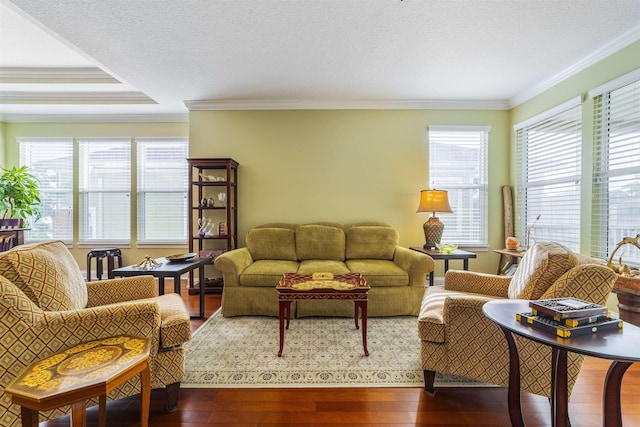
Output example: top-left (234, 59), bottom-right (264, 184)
top-left (166, 382), bottom-right (181, 412)
top-left (423, 370), bottom-right (436, 395)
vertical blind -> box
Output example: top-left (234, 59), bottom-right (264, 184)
top-left (78, 138), bottom-right (131, 243)
top-left (591, 77), bottom-right (640, 265)
top-left (18, 138), bottom-right (74, 244)
top-left (136, 138), bottom-right (188, 243)
top-left (428, 126), bottom-right (489, 246)
top-left (515, 101), bottom-right (582, 251)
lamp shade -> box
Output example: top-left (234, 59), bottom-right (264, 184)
top-left (416, 189), bottom-right (453, 214)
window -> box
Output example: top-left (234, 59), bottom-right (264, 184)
top-left (514, 97), bottom-right (582, 251)
top-left (591, 70), bottom-right (640, 265)
top-left (18, 138), bottom-right (74, 244)
top-left (428, 126), bottom-right (489, 246)
top-left (78, 138), bottom-right (131, 244)
top-left (136, 138), bottom-right (188, 243)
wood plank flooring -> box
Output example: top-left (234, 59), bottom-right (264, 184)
top-left (42, 281), bottom-right (640, 426)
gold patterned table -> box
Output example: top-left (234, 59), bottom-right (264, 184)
top-left (5, 336), bottom-right (151, 427)
top-left (276, 272), bottom-right (370, 357)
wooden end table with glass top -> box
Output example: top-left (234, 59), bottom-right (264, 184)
top-left (410, 247), bottom-right (477, 286)
top-left (483, 299), bottom-right (640, 427)
top-left (276, 272), bottom-right (370, 357)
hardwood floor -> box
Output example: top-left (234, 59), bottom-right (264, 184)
top-left (42, 282), bottom-right (640, 426)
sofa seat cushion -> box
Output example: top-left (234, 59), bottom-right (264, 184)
top-left (297, 260), bottom-right (350, 275)
top-left (345, 259), bottom-right (408, 287)
top-left (507, 242), bottom-right (578, 300)
top-left (246, 227), bottom-right (297, 261)
top-left (239, 260), bottom-right (299, 287)
top-left (295, 224), bottom-right (345, 261)
top-left (346, 226), bottom-right (399, 260)
top-left (0, 240), bottom-right (88, 311)
top-left (151, 293), bottom-right (191, 348)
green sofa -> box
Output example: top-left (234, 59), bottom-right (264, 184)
top-left (214, 222), bottom-right (434, 317)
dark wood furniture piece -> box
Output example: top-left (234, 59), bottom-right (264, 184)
top-left (86, 247), bottom-right (123, 281)
top-left (0, 219), bottom-right (27, 252)
top-left (187, 158), bottom-right (239, 294)
top-left (483, 299), bottom-right (640, 427)
top-left (5, 336), bottom-right (151, 427)
top-left (276, 273), bottom-right (370, 357)
top-left (494, 248), bottom-right (526, 275)
top-left (112, 256), bottom-right (210, 318)
top-left (410, 247), bottom-right (476, 286)
top-left (613, 276), bottom-right (640, 327)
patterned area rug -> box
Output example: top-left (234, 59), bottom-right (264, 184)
top-left (183, 309), bottom-right (485, 388)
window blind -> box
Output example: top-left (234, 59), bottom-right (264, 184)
top-left (78, 138), bottom-right (131, 243)
top-left (136, 138), bottom-right (188, 243)
top-left (515, 104), bottom-right (582, 251)
top-left (591, 77), bottom-right (640, 265)
top-left (18, 138), bottom-right (74, 244)
top-left (428, 126), bottom-right (489, 246)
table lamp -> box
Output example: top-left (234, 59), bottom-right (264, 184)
top-left (416, 189), bottom-right (453, 249)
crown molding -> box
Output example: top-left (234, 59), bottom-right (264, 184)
top-left (0, 67), bottom-right (119, 82)
top-left (184, 98), bottom-right (510, 111)
top-left (0, 113), bottom-right (188, 123)
top-left (0, 91), bottom-right (155, 103)
top-left (509, 24), bottom-right (640, 108)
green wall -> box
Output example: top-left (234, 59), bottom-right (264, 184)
top-left (189, 109), bottom-right (510, 277)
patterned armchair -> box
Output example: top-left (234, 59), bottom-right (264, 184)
top-left (0, 241), bottom-right (192, 427)
top-left (418, 241), bottom-right (617, 398)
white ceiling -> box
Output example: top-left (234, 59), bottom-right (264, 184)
top-left (1, 0), bottom-right (640, 122)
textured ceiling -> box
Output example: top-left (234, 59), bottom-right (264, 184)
top-left (1, 0), bottom-right (640, 120)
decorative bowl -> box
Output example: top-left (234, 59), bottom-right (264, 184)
top-left (165, 252), bottom-right (197, 262)
top-left (436, 243), bottom-right (458, 254)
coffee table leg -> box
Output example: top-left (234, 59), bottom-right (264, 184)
top-left (20, 407), bottom-right (39, 427)
top-left (357, 300), bottom-right (369, 356)
top-left (98, 394), bottom-right (106, 427)
top-left (71, 400), bottom-right (87, 427)
top-left (603, 361), bottom-right (632, 427)
top-left (499, 326), bottom-right (525, 427)
top-left (551, 348), bottom-right (570, 427)
top-left (158, 277), bottom-right (165, 295)
top-left (140, 361), bottom-right (151, 427)
top-left (354, 303), bottom-right (359, 329)
top-left (278, 301), bottom-right (290, 357)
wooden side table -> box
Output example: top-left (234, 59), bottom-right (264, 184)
top-left (5, 336), bottom-right (151, 427)
top-left (410, 247), bottom-right (477, 286)
top-left (493, 248), bottom-right (526, 275)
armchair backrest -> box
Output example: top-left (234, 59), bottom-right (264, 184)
top-left (507, 242), bottom-right (578, 300)
top-left (0, 241), bottom-right (87, 311)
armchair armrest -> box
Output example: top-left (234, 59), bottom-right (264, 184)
top-left (443, 270), bottom-right (512, 298)
top-left (214, 248), bottom-right (254, 287)
top-left (86, 276), bottom-right (157, 307)
top-left (393, 246), bottom-right (434, 287)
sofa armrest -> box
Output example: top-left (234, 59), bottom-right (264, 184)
top-left (86, 276), bottom-right (158, 307)
top-left (393, 246), bottom-right (434, 287)
top-left (214, 248), bottom-right (254, 287)
top-left (443, 270), bottom-right (511, 298)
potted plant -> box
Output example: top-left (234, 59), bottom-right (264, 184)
top-left (0, 166), bottom-right (41, 225)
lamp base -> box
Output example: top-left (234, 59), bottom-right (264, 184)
top-left (423, 216), bottom-right (444, 249)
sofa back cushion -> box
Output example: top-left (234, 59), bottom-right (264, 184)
top-left (295, 224), bottom-right (345, 261)
top-left (346, 226), bottom-right (398, 260)
top-left (246, 228), bottom-right (297, 261)
top-left (0, 240), bottom-right (87, 311)
top-left (507, 241), bottom-right (577, 300)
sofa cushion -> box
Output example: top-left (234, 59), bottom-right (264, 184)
top-left (239, 260), bottom-right (299, 287)
top-left (539, 264), bottom-right (616, 305)
top-left (295, 225), bottom-right (345, 261)
top-left (507, 242), bottom-right (578, 300)
top-left (246, 227), bottom-right (297, 261)
top-left (0, 240), bottom-right (87, 311)
top-left (345, 259), bottom-right (408, 287)
top-left (346, 226), bottom-right (399, 260)
top-left (297, 260), bottom-right (350, 275)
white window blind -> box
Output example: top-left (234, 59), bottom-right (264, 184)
top-left (428, 126), bottom-right (489, 246)
top-left (78, 138), bottom-right (131, 244)
top-left (515, 102), bottom-right (582, 251)
top-left (136, 138), bottom-right (188, 243)
top-left (591, 77), bottom-right (640, 265)
top-left (18, 138), bottom-right (73, 244)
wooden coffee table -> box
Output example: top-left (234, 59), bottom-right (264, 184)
top-left (276, 272), bottom-right (370, 357)
top-left (5, 336), bottom-right (151, 427)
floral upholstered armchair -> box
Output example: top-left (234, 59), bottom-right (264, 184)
top-left (418, 241), bottom-right (617, 398)
top-left (0, 241), bottom-right (192, 427)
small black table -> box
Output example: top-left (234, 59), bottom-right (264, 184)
top-left (410, 247), bottom-right (477, 286)
top-left (112, 257), bottom-right (211, 318)
top-left (483, 299), bottom-right (640, 427)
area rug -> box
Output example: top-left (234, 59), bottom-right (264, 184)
top-left (183, 309), bottom-right (485, 388)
